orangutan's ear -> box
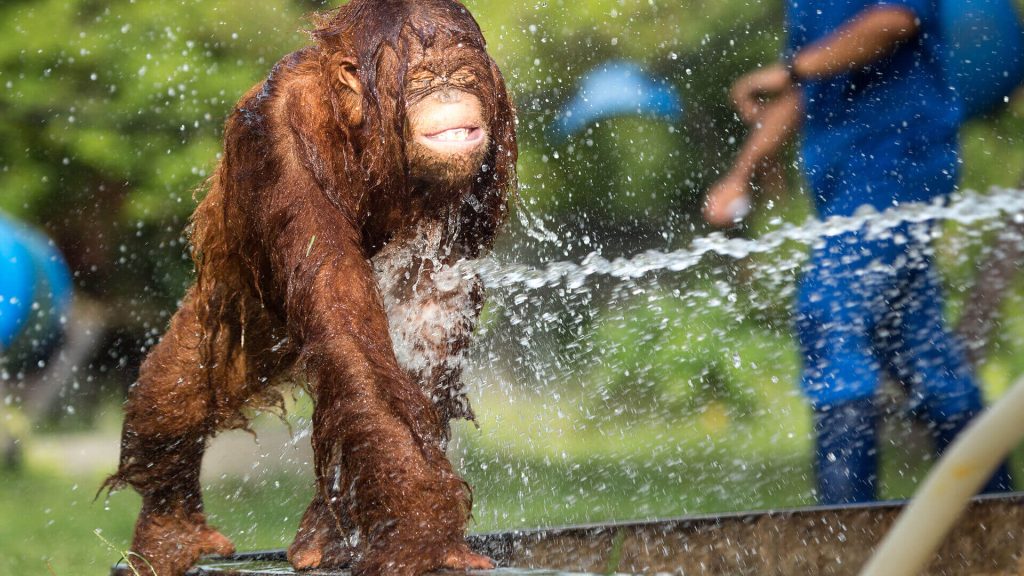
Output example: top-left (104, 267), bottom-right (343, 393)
top-left (333, 55), bottom-right (362, 97)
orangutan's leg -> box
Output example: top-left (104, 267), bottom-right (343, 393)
top-left (273, 209), bottom-right (490, 575)
top-left (103, 292), bottom-right (233, 576)
top-left (289, 225), bottom-right (488, 571)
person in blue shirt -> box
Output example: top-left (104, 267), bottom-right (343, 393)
top-left (704, 0), bottom-right (1014, 504)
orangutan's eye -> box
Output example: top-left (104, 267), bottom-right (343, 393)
top-left (450, 71), bottom-right (475, 86)
top-left (408, 75), bottom-right (434, 91)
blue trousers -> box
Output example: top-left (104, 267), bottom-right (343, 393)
top-left (795, 223), bottom-right (1013, 503)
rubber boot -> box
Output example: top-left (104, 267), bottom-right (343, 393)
top-left (814, 398), bottom-right (879, 505)
top-left (933, 409), bottom-right (1014, 494)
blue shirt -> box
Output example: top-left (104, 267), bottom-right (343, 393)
top-left (786, 0), bottom-right (961, 215)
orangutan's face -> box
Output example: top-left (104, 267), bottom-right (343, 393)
top-left (403, 41), bottom-right (492, 186)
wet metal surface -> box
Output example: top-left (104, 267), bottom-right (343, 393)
top-left (189, 563), bottom-right (592, 576)
top-left (113, 493), bottom-right (1024, 576)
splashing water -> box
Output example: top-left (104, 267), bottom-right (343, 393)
top-left (458, 185), bottom-right (1024, 473)
top-left (479, 186), bottom-right (1024, 292)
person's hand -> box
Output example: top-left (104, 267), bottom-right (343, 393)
top-left (704, 173), bottom-right (753, 227)
top-left (731, 63), bottom-right (791, 123)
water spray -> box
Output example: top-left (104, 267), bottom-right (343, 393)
top-left (479, 186), bottom-right (1024, 291)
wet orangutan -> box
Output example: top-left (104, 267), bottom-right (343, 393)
top-left (101, 0), bottom-right (517, 574)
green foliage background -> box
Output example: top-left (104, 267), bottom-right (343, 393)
top-left (3, 1), bottom-right (1024, 570)
top-left (0, 0), bottom-right (783, 321)
top-left (2, 0), bottom-right (1017, 346)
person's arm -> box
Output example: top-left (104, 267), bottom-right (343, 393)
top-left (727, 88), bottom-right (802, 182)
top-left (704, 88), bottom-right (802, 227)
top-left (793, 5), bottom-right (920, 78)
top-left (733, 5), bottom-right (920, 120)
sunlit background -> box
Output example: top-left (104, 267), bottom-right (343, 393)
top-left (2, 0), bottom-right (1024, 573)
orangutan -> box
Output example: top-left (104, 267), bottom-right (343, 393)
top-left (102, 1), bottom-right (517, 574)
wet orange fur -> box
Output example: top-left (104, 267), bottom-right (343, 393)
top-left (102, 1), bottom-right (516, 574)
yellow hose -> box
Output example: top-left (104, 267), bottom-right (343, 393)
top-left (859, 375), bottom-right (1024, 576)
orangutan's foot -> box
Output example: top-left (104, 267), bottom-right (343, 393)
top-left (442, 545), bottom-right (495, 571)
top-left (288, 495), bottom-right (355, 570)
top-left (128, 510), bottom-right (235, 576)
top-left (194, 519), bottom-right (236, 556)
top-left (353, 541), bottom-right (495, 575)
top-left (287, 533), bottom-right (356, 570)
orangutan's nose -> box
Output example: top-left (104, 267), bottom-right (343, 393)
top-left (437, 88), bottom-right (461, 104)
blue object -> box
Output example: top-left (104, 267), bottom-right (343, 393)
top-left (814, 398), bottom-right (879, 504)
top-left (0, 213), bottom-right (73, 357)
top-left (796, 223), bottom-right (1011, 502)
top-left (787, 0), bottom-right (961, 202)
top-left (785, 1), bottom-right (1017, 504)
top-left (807, 128), bottom-right (959, 219)
top-left (553, 60), bottom-right (683, 140)
top-left (940, 0), bottom-right (1024, 119)
top-left (813, 397), bottom-right (1012, 504)
top-left (795, 223), bottom-right (977, 413)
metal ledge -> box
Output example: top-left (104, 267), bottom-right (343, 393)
top-left (112, 493), bottom-right (1024, 575)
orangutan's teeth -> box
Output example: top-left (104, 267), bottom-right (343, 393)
top-left (433, 128), bottom-right (470, 141)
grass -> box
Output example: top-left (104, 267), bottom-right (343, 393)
top-left (0, 468), bottom-right (139, 575)
top-left (1, 453), bottom-right (809, 575)
top-left (93, 528), bottom-right (157, 576)
top-left (0, 465), bottom-right (314, 575)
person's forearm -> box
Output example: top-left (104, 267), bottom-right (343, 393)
top-left (732, 88), bottom-right (802, 179)
top-left (792, 5), bottom-right (919, 80)
top-left (705, 89), bottom-right (800, 226)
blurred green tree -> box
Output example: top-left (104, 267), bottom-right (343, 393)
top-left (0, 0), bottom-right (309, 341)
top-left (1, 0), bottom-right (1022, 403)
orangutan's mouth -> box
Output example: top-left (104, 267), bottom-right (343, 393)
top-left (421, 126), bottom-right (485, 148)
